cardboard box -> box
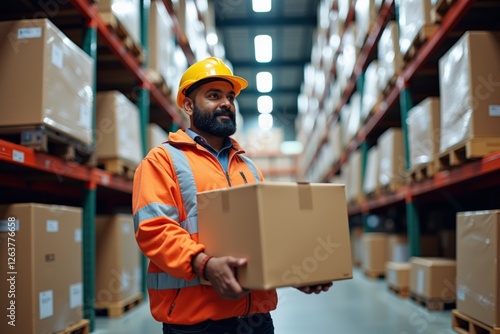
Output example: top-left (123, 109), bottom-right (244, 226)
top-left (361, 60), bottom-right (382, 120)
top-left (149, 1), bottom-right (175, 82)
top-left (378, 21), bottom-right (403, 91)
top-left (350, 226), bottom-right (364, 266)
top-left (147, 123), bottom-right (168, 152)
top-left (95, 91), bottom-right (143, 167)
top-left (361, 233), bottom-right (388, 274)
top-left (399, 0), bottom-right (434, 56)
top-left (98, 0), bottom-right (141, 46)
top-left (197, 183), bottom-right (353, 289)
top-left (0, 19), bottom-right (94, 145)
top-left (439, 31), bottom-right (500, 153)
top-left (0, 203), bottom-right (83, 334)
top-left (363, 145), bottom-right (379, 195)
top-left (388, 234), bottom-right (410, 262)
top-left (347, 150), bottom-right (363, 204)
top-left (407, 97), bottom-right (441, 169)
top-left (95, 215), bottom-right (142, 304)
top-left (457, 210), bottom-right (500, 327)
top-left (386, 262), bottom-right (411, 289)
top-left (409, 257), bottom-right (456, 300)
top-left (378, 128), bottom-right (405, 188)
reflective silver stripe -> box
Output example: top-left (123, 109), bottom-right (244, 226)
top-left (239, 155), bottom-right (261, 182)
top-left (134, 202), bottom-right (179, 232)
top-left (163, 144), bottom-right (198, 221)
top-left (180, 216), bottom-right (198, 234)
top-left (147, 272), bottom-right (201, 290)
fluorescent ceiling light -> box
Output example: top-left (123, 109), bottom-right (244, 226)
top-left (256, 72), bottom-right (272, 93)
top-left (252, 0), bottom-right (272, 12)
top-left (254, 35), bottom-right (272, 63)
top-left (258, 114), bottom-right (273, 130)
top-left (257, 96), bottom-right (273, 114)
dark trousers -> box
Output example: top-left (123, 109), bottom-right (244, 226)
top-left (162, 313), bottom-right (274, 334)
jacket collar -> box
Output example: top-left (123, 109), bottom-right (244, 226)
top-left (167, 129), bottom-right (245, 153)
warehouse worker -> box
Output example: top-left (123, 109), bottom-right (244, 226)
top-left (133, 57), bottom-right (332, 334)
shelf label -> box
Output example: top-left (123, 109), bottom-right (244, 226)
top-left (74, 228), bottom-right (82, 243)
top-left (69, 283), bottom-right (83, 309)
top-left (79, 104), bottom-right (92, 129)
top-left (489, 105), bottom-right (500, 116)
top-left (39, 290), bottom-right (54, 319)
top-left (417, 268), bottom-right (424, 295)
top-left (12, 150), bottom-right (24, 163)
top-left (46, 220), bottom-right (59, 233)
top-left (17, 27), bottom-right (42, 39)
top-left (51, 44), bottom-right (63, 69)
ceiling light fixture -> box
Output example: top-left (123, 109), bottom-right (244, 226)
top-left (256, 72), bottom-right (272, 93)
top-left (254, 35), bottom-right (272, 63)
top-left (258, 114), bottom-right (273, 130)
top-left (257, 96), bottom-right (273, 114)
top-left (252, 0), bottom-right (272, 12)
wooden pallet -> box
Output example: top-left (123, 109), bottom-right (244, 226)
top-left (431, 0), bottom-right (457, 23)
top-left (388, 285), bottom-right (409, 298)
top-left (0, 125), bottom-right (95, 166)
top-left (95, 292), bottom-right (143, 318)
top-left (452, 309), bottom-right (500, 334)
top-left (100, 11), bottom-right (144, 63)
top-left (378, 180), bottom-right (405, 195)
top-left (403, 24), bottom-right (439, 62)
top-left (409, 292), bottom-right (455, 311)
top-left (436, 137), bottom-right (500, 172)
top-left (98, 157), bottom-right (137, 179)
top-left (54, 319), bottom-right (90, 334)
top-left (408, 162), bottom-right (436, 183)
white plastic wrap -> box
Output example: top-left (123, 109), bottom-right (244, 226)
top-left (361, 60), bottom-right (382, 121)
top-left (338, 0), bottom-right (353, 23)
top-left (438, 31), bottom-right (500, 153)
top-left (342, 23), bottom-right (359, 82)
top-left (377, 21), bottom-right (403, 91)
top-left (347, 150), bottom-right (363, 203)
top-left (399, 0), bottom-right (433, 55)
top-left (407, 97), bottom-right (440, 168)
top-left (95, 91), bottom-right (143, 167)
top-left (98, 0), bottom-right (141, 45)
top-left (377, 128), bottom-right (405, 187)
top-left (340, 104), bottom-right (352, 148)
top-left (355, 0), bottom-right (379, 48)
top-left (363, 145), bottom-right (379, 195)
top-left (330, 120), bottom-right (343, 164)
top-left (347, 93), bottom-right (362, 141)
top-left (149, 1), bottom-right (175, 82)
top-left (0, 19), bottom-right (94, 145)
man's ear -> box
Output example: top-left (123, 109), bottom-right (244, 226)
top-left (182, 97), bottom-right (194, 116)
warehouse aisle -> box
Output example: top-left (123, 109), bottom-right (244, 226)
top-left (93, 268), bottom-right (455, 334)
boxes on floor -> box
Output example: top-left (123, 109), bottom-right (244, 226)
top-left (386, 262), bottom-right (411, 291)
top-left (0, 19), bottom-right (94, 145)
top-left (409, 257), bottom-right (456, 301)
top-left (0, 203), bottom-right (83, 334)
top-left (95, 215), bottom-right (142, 304)
top-left (361, 233), bottom-right (388, 274)
top-left (456, 210), bottom-right (500, 327)
top-left (197, 183), bottom-right (353, 289)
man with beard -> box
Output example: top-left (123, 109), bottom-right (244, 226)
top-left (132, 57), bottom-right (332, 334)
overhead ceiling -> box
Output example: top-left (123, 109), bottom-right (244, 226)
top-left (214, 0), bottom-right (320, 140)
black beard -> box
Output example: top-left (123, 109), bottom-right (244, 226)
top-left (192, 104), bottom-right (237, 137)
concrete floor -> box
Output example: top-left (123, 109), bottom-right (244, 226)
top-left (93, 268), bottom-right (456, 334)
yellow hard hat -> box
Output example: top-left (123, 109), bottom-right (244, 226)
top-left (177, 57), bottom-right (248, 107)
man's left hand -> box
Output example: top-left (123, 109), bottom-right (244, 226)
top-left (295, 282), bottom-right (333, 294)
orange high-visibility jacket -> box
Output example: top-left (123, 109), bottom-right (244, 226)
top-left (132, 130), bottom-right (278, 325)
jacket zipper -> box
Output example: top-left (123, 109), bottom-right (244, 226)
top-left (239, 171), bottom-right (248, 184)
top-left (168, 289), bottom-right (181, 316)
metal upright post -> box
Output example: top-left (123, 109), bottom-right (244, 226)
top-left (82, 21), bottom-right (97, 331)
top-left (139, 0), bottom-right (151, 297)
top-left (400, 86), bottom-right (420, 256)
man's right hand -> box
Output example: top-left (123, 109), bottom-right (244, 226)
top-left (204, 256), bottom-right (250, 300)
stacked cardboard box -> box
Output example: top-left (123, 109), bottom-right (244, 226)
top-left (361, 233), bottom-right (388, 275)
top-left (399, 0), bottom-right (434, 56)
top-left (377, 21), bottom-right (403, 92)
top-left (98, 0), bottom-right (141, 46)
top-left (0, 19), bottom-right (94, 146)
top-left (95, 91), bottom-right (143, 168)
top-left (0, 204), bottom-right (83, 334)
top-left (95, 215), bottom-right (142, 305)
top-left (378, 128), bottom-right (405, 190)
top-left (147, 123), bottom-right (169, 153)
top-left (148, 0), bottom-right (175, 84)
top-left (386, 262), bottom-right (411, 292)
top-left (456, 210), bottom-right (500, 327)
top-left (438, 31), bottom-right (500, 154)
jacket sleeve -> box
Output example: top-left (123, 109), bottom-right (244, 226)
top-left (132, 148), bottom-right (205, 281)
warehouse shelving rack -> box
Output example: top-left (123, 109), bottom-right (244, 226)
top-left (0, 0), bottom-right (201, 330)
top-left (300, 0), bottom-right (500, 257)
